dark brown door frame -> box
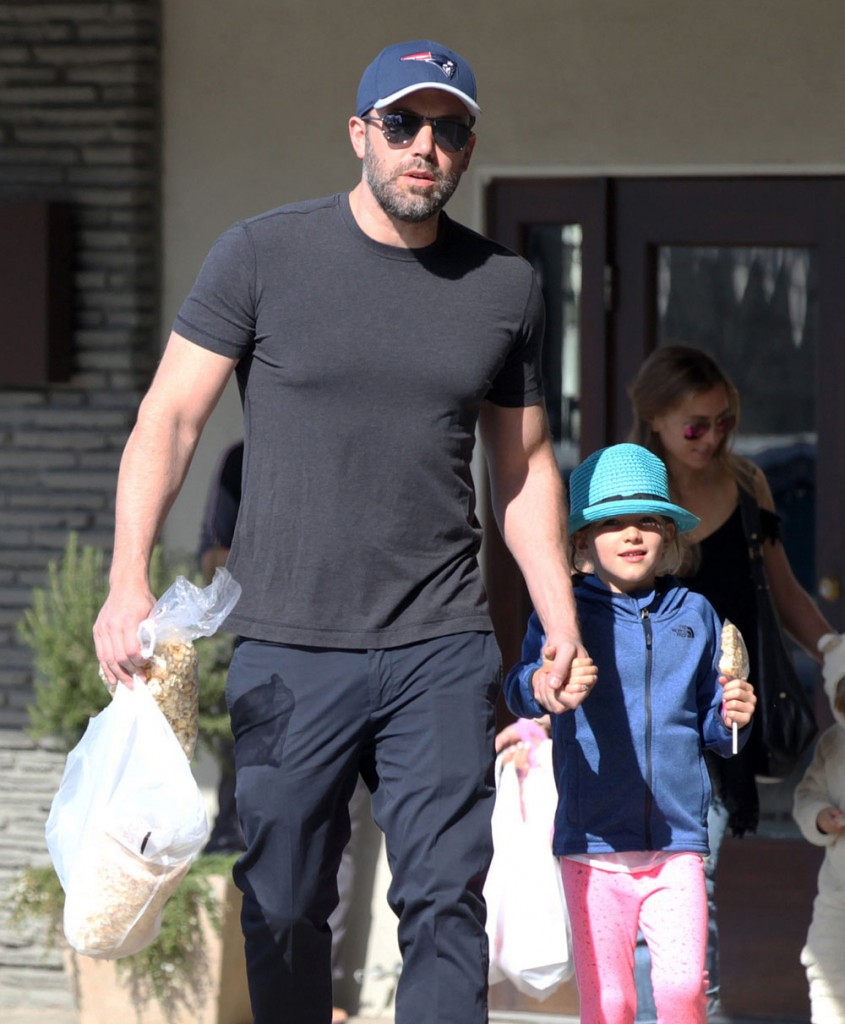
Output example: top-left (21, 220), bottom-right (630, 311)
top-left (484, 178), bottom-right (609, 676)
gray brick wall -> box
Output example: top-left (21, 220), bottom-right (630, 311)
top-left (0, 1), bottom-right (161, 1009)
top-left (0, 730), bottom-right (75, 1013)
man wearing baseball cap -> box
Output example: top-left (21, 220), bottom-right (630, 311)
top-left (94, 39), bottom-right (587, 1024)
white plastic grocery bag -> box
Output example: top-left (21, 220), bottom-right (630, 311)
top-left (45, 682), bottom-right (209, 959)
top-left (484, 738), bottom-right (573, 1000)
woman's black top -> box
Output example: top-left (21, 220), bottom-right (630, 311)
top-left (679, 499), bottom-right (781, 836)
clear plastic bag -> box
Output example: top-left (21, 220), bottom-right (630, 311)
top-left (136, 567), bottom-right (242, 655)
top-left (103, 567), bottom-right (242, 759)
top-left (45, 682), bottom-right (209, 959)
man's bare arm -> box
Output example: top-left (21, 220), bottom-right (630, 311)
top-left (479, 401), bottom-right (588, 712)
top-left (93, 332), bottom-right (237, 685)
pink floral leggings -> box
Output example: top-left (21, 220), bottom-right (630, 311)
top-left (561, 854), bottom-right (708, 1024)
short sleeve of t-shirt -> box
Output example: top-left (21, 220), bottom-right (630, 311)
top-left (174, 224), bottom-right (257, 357)
top-left (484, 269), bottom-right (545, 408)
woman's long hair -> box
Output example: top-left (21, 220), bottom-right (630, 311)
top-left (626, 345), bottom-right (755, 574)
top-left (626, 344), bottom-right (751, 490)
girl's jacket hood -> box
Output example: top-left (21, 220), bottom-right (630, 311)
top-left (504, 575), bottom-right (748, 858)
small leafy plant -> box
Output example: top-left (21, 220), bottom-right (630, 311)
top-left (18, 532), bottom-right (231, 755)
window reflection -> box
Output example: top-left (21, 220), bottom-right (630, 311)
top-left (657, 246), bottom-right (816, 436)
top-left (527, 224), bottom-right (583, 471)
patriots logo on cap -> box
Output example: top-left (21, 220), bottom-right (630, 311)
top-left (400, 50), bottom-right (457, 79)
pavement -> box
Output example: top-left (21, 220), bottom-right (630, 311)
top-left (2, 1012), bottom-right (800, 1024)
top-left (2, 1013), bottom-right (396, 1024)
top-left (1, 1008), bottom-right (807, 1023)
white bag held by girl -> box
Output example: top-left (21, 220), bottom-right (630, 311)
top-left (484, 738), bottom-right (573, 1000)
top-left (45, 682), bottom-right (209, 959)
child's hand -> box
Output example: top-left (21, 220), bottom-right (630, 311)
top-left (495, 717), bottom-right (549, 754)
top-left (495, 718), bottom-right (549, 775)
top-left (720, 676), bottom-right (756, 730)
top-left (817, 806), bottom-right (845, 835)
top-left (532, 652), bottom-right (597, 713)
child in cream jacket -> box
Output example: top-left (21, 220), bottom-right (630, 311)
top-left (793, 634), bottom-right (845, 1023)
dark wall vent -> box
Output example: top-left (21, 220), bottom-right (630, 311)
top-left (0, 201), bottom-right (73, 387)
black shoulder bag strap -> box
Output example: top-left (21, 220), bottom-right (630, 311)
top-left (737, 481), bottom-right (765, 586)
top-left (736, 474), bottom-right (817, 779)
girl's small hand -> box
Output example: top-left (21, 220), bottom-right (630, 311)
top-left (720, 676), bottom-right (756, 729)
top-left (532, 652), bottom-right (597, 713)
top-left (566, 656), bottom-right (598, 697)
top-left (817, 806), bottom-right (845, 835)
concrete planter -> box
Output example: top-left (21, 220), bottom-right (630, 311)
top-left (65, 876), bottom-right (251, 1024)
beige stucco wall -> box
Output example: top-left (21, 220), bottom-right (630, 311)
top-left (160, 0), bottom-right (845, 552)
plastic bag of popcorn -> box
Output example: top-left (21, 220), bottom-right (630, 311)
top-left (46, 682), bottom-right (209, 958)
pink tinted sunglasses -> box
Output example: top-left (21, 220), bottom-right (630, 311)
top-left (683, 413), bottom-right (737, 441)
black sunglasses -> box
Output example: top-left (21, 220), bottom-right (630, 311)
top-left (361, 112), bottom-right (474, 153)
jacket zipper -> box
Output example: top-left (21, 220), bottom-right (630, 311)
top-left (642, 607), bottom-right (654, 849)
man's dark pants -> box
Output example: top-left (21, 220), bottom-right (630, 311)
top-left (226, 631), bottom-right (501, 1024)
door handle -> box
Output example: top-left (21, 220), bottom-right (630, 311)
top-left (819, 576), bottom-right (842, 603)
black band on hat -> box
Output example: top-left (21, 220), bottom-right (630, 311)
top-left (595, 492), bottom-right (667, 505)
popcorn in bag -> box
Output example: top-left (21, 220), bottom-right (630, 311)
top-left (103, 567), bottom-right (242, 759)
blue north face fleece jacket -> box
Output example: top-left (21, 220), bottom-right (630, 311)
top-left (503, 575), bottom-right (750, 858)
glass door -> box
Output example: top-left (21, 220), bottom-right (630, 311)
top-left (611, 177), bottom-right (845, 1020)
top-left (655, 243), bottom-right (817, 830)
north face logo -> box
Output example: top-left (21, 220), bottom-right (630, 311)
top-left (672, 625), bottom-right (695, 639)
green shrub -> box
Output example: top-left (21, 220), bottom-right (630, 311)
top-left (18, 532), bottom-right (231, 758)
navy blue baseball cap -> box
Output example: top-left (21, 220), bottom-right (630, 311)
top-left (356, 40), bottom-right (480, 119)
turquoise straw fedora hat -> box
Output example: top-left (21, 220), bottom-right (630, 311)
top-left (567, 443), bottom-right (700, 535)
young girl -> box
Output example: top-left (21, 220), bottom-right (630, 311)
top-left (503, 443), bottom-right (756, 1024)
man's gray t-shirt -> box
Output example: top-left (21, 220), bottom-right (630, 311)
top-left (174, 192), bottom-right (545, 649)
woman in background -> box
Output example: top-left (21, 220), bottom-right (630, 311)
top-left (627, 344), bottom-right (841, 1018)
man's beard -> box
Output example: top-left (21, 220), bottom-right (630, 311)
top-left (363, 137), bottom-right (462, 224)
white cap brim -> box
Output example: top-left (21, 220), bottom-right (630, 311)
top-left (374, 83), bottom-right (481, 119)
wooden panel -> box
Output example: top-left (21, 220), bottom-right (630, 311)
top-left (717, 835), bottom-right (822, 1019)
